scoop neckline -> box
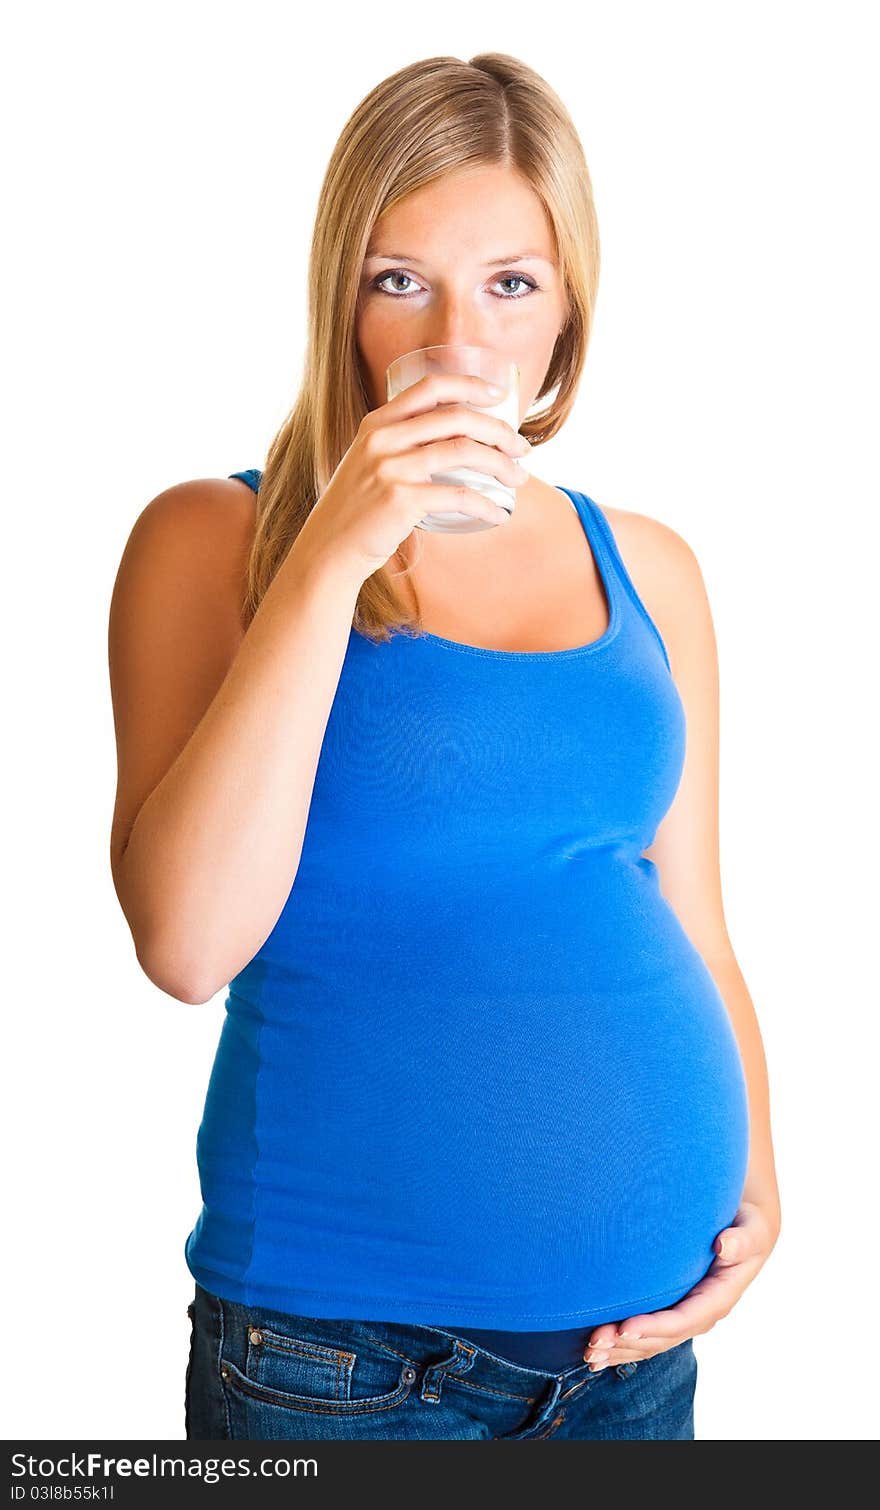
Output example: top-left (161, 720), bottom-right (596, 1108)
top-left (398, 486), bottom-right (621, 661)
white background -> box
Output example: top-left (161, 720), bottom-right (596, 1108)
top-left (4, 0), bottom-right (877, 1442)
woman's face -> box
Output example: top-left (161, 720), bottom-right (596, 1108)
top-left (355, 164), bottom-right (569, 428)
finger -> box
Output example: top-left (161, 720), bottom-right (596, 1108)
top-left (410, 437), bottom-right (527, 490)
top-left (591, 1340), bottom-right (644, 1362)
top-left (585, 1260), bottom-right (738, 1351)
top-left (383, 371), bottom-right (506, 421)
top-left (403, 482), bottom-right (513, 530)
top-left (585, 1324), bottom-right (623, 1351)
top-left (384, 402), bottom-right (526, 460)
top-left (585, 1313), bottom-right (682, 1350)
top-left (713, 1213), bottom-right (759, 1264)
top-left (712, 1233), bottom-right (745, 1268)
top-left (614, 1287), bottom-right (719, 1344)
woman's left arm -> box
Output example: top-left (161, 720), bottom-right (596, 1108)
top-left (584, 514), bottom-right (780, 1368)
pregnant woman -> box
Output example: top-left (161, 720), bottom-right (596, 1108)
top-left (108, 52), bottom-right (781, 1441)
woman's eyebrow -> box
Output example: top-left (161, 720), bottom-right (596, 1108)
top-left (363, 250), bottom-right (554, 266)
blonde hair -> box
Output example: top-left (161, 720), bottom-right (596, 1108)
top-left (243, 52), bottom-right (601, 643)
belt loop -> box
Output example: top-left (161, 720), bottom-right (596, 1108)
top-left (420, 1338), bottom-right (477, 1403)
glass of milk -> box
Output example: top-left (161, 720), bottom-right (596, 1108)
top-left (385, 344), bottom-right (521, 533)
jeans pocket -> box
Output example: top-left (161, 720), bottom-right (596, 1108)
top-left (220, 1319), bottom-right (418, 1418)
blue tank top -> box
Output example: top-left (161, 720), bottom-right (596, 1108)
top-left (184, 470), bottom-right (749, 1372)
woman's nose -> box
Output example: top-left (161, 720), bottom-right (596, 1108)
top-left (426, 327), bottom-right (484, 351)
top-left (423, 302), bottom-right (487, 353)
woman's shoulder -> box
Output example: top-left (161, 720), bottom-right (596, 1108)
top-left (599, 502), bottom-right (710, 660)
top-left (131, 473), bottom-right (257, 526)
top-left (599, 500), bottom-right (694, 568)
top-left (134, 475), bottom-right (258, 552)
top-left (116, 476), bottom-right (258, 627)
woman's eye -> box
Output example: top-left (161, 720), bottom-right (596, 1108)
top-left (371, 271), bottom-right (537, 300)
top-left (375, 271), bottom-right (420, 296)
top-left (496, 275), bottom-right (536, 298)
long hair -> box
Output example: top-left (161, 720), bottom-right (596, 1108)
top-left (243, 53), bottom-right (601, 643)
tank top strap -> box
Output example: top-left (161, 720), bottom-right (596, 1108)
top-left (570, 490), bottom-right (673, 673)
top-left (228, 468), bottom-right (262, 493)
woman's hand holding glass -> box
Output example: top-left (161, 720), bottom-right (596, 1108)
top-left (303, 373), bottom-right (532, 582)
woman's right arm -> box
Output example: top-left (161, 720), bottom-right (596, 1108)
top-left (109, 484), bottom-right (366, 1004)
top-left (109, 375), bottom-right (527, 1004)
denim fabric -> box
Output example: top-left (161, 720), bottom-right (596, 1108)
top-left (185, 1283), bottom-right (697, 1441)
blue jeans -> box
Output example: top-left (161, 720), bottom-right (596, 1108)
top-left (185, 1283), bottom-right (697, 1440)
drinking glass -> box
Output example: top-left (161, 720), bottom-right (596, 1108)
top-left (385, 344), bottom-right (520, 533)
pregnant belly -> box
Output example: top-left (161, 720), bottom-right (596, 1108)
top-left (220, 936), bottom-right (750, 1329)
